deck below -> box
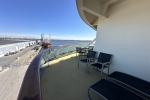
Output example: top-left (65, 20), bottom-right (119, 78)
top-left (41, 53), bottom-right (107, 100)
top-left (0, 47), bottom-right (40, 100)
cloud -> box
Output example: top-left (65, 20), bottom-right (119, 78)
top-left (0, 33), bottom-right (94, 40)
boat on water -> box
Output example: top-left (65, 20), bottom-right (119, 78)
top-left (17, 0), bottom-right (150, 100)
top-left (41, 41), bottom-right (52, 48)
top-left (41, 33), bottom-right (52, 48)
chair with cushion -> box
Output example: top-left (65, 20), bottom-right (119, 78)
top-left (91, 52), bottom-right (112, 79)
top-left (78, 51), bottom-right (97, 73)
top-left (88, 79), bottom-right (146, 100)
top-left (107, 71), bottom-right (150, 98)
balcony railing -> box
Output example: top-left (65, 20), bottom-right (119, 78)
top-left (17, 42), bottom-right (94, 100)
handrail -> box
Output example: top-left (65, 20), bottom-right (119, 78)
top-left (17, 48), bottom-right (51, 100)
top-left (17, 41), bottom-right (94, 100)
top-left (86, 38), bottom-right (96, 47)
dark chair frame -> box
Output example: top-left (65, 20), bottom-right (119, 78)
top-left (88, 46), bottom-right (94, 51)
top-left (78, 50), bottom-right (97, 73)
top-left (91, 52), bottom-right (113, 79)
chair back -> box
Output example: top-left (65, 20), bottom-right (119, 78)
top-left (88, 46), bottom-right (94, 51)
top-left (98, 52), bottom-right (112, 63)
top-left (76, 47), bottom-right (82, 53)
top-left (87, 51), bottom-right (97, 58)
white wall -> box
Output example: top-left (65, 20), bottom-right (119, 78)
top-left (94, 0), bottom-right (150, 82)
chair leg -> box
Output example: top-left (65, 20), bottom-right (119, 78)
top-left (86, 59), bottom-right (89, 73)
top-left (78, 55), bottom-right (80, 68)
top-left (88, 62), bottom-right (91, 74)
top-left (100, 66), bottom-right (104, 80)
top-left (86, 60), bottom-right (88, 73)
top-left (88, 88), bottom-right (92, 100)
top-left (108, 67), bottom-right (109, 75)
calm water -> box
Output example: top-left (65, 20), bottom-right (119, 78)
top-left (51, 40), bottom-right (91, 47)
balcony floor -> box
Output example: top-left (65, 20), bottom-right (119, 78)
top-left (41, 53), bottom-right (107, 100)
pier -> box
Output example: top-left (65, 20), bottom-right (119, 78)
top-left (0, 45), bottom-right (41, 100)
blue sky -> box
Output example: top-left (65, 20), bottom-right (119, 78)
top-left (0, 0), bottom-right (96, 40)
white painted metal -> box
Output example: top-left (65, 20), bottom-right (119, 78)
top-left (76, 0), bottom-right (150, 82)
top-left (94, 0), bottom-right (150, 82)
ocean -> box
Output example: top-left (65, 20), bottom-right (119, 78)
top-left (50, 40), bottom-right (91, 48)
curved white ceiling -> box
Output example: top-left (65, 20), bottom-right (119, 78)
top-left (76, 0), bottom-right (125, 30)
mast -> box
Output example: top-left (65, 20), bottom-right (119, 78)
top-left (41, 33), bottom-right (44, 42)
top-left (49, 34), bottom-right (51, 42)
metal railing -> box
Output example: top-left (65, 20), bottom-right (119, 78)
top-left (47, 44), bottom-right (87, 60)
top-left (45, 38), bottom-right (96, 62)
top-left (17, 41), bottom-right (95, 100)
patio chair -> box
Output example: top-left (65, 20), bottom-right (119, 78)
top-left (107, 71), bottom-right (150, 98)
top-left (88, 79), bottom-right (145, 100)
top-left (76, 47), bottom-right (86, 58)
top-left (88, 46), bottom-right (94, 51)
top-left (78, 51), bottom-right (97, 73)
top-left (91, 52), bottom-right (112, 79)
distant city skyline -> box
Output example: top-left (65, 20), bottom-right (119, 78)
top-left (0, 33), bottom-right (94, 40)
top-left (0, 0), bottom-right (96, 40)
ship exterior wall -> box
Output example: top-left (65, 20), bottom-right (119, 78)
top-left (94, 0), bottom-right (150, 81)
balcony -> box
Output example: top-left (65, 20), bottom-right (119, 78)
top-left (17, 42), bottom-right (150, 100)
top-left (17, 43), bottom-right (108, 100)
top-left (41, 53), bottom-right (107, 100)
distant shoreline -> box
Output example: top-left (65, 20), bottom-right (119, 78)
top-left (38, 39), bottom-right (92, 42)
top-left (52, 40), bottom-right (92, 41)
top-left (0, 38), bottom-right (93, 41)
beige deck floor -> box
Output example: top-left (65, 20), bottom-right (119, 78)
top-left (41, 53), bottom-right (107, 100)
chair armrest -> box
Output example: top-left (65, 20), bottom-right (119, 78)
top-left (82, 48), bottom-right (88, 51)
top-left (103, 62), bottom-right (110, 65)
top-left (90, 58), bottom-right (98, 60)
top-left (88, 58), bottom-right (98, 61)
top-left (82, 48), bottom-right (88, 49)
top-left (88, 58), bottom-right (97, 60)
top-left (79, 54), bottom-right (87, 56)
top-left (98, 62), bottom-right (110, 65)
